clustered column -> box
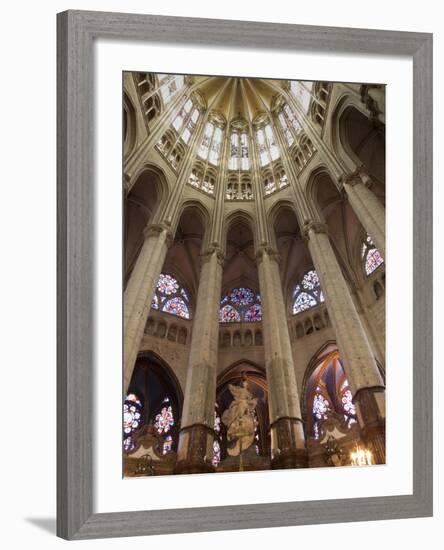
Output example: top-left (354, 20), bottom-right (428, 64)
top-left (285, 89), bottom-right (386, 259)
top-left (123, 223), bottom-right (173, 392)
top-left (123, 102), bottom-right (211, 393)
top-left (175, 246), bottom-right (224, 474)
top-left (257, 246), bottom-right (307, 469)
top-left (341, 168), bottom-right (385, 258)
top-left (304, 221), bottom-right (386, 463)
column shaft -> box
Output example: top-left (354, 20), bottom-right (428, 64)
top-left (175, 247), bottom-right (224, 474)
top-left (257, 247), bottom-right (307, 469)
top-left (342, 172), bottom-right (385, 258)
top-left (123, 224), bottom-right (172, 392)
top-left (304, 222), bottom-right (385, 463)
top-left (124, 105), bottom-right (212, 392)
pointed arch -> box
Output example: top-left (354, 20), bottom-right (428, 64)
top-left (124, 351), bottom-right (184, 453)
top-left (329, 92), bottom-right (371, 172)
top-left (174, 198), bottom-right (211, 252)
top-left (124, 164), bottom-right (170, 284)
top-left (304, 165), bottom-right (341, 223)
top-left (222, 209), bottom-right (257, 256)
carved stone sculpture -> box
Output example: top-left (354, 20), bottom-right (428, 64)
top-left (221, 380), bottom-right (258, 456)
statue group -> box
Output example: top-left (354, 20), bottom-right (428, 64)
top-left (222, 379), bottom-right (258, 457)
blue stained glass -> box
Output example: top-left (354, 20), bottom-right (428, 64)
top-left (244, 303), bottom-right (262, 322)
top-left (123, 436), bottom-right (135, 452)
top-left (230, 287), bottom-right (254, 306)
top-left (154, 404), bottom-right (175, 434)
top-left (362, 234), bottom-right (384, 276)
top-left (162, 297), bottom-right (190, 319)
top-left (292, 270), bottom-right (324, 315)
top-left (220, 287), bottom-right (261, 323)
top-left (162, 435), bottom-right (173, 454)
top-left (293, 292), bottom-right (317, 314)
top-left (151, 273), bottom-right (191, 319)
top-left (220, 304), bottom-right (241, 323)
top-left (302, 270), bottom-right (320, 290)
top-left (123, 393), bottom-right (143, 452)
top-left (157, 273), bottom-right (179, 295)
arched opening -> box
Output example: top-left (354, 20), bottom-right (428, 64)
top-left (310, 169), bottom-right (361, 288)
top-left (302, 347), bottom-right (358, 440)
top-left (157, 203), bottom-right (208, 316)
top-left (339, 106), bottom-right (385, 198)
top-left (221, 216), bottom-right (259, 318)
top-left (124, 352), bottom-right (183, 454)
top-left (270, 203), bottom-right (316, 314)
top-left (124, 168), bottom-right (166, 285)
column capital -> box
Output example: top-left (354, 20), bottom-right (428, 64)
top-left (302, 220), bottom-right (329, 242)
top-left (143, 222), bottom-right (174, 247)
top-left (340, 165), bottom-right (373, 189)
top-left (200, 243), bottom-right (225, 266)
top-left (255, 244), bottom-right (280, 265)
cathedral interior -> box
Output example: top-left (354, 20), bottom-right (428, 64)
top-left (122, 73), bottom-right (386, 477)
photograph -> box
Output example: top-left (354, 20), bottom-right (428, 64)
top-left (122, 72), bottom-right (386, 477)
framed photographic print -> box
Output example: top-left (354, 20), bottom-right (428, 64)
top-left (57, 10), bottom-right (433, 540)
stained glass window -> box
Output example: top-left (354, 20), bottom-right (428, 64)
top-left (220, 287), bottom-right (262, 323)
top-left (313, 392), bottom-right (330, 420)
top-left (163, 297), bottom-right (190, 318)
top-left (150, 273), bottom-right (191, 319)
top-left (361, 234), bottom-right (384, 276)
top-left (342, 389), bottom-right (355, 416)
top-left (162, 434), bottom-right (173, 455)
top-left (255, 123), bottom-right (280, 167)
top-left (198, 122), bottom-right (223, 166)
top-left (154, 397), bottom-right (175, 434)
top-left (230, 287), bottom-right (254, 306)
top-left (229, 131), bottom-right (250, 170)
top-left (278, 103), bottom-right (304, 145)
top-left (290, 80), bottom-right (314, 114)
top-left (123, 393), bottom-right (143, 452)
top-left (219, 304), bottom-right (240, 323)
top-left (171, 98), bottom-right (200, 145)
top-left (157, 273), bottom-right (179, 295)
top-left (245, 303), bottom-right (262, 322)
top-left (306, 351), bottom-right (358, 438)
top-left (213, 405), bottom-right (223, 467)
top-left (158, 74), bottom-right (185, 104)
top-left (292, 270), bottom-right (325, 314)
top-left (214, 409), bottom-right (221, 434)
top-left (212, 440), bottom-right (221, 467)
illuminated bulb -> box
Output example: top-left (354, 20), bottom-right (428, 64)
top-left (350, 445), bottom-right (374, 466)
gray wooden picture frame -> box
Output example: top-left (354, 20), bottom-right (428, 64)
top-left (57, 9), bottom-right (433, 540)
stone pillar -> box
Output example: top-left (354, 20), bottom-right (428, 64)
top-left (123, 223), bottom-right (173, 392)
top-left (341, 169), bottom-right (385, 258)
top-left (175, 246), bottom-right (224, 474)
top-left (256, 246), bottom-right (307, 469)
top-left (124, 105), bottom-right (213, 393)
top-left (303, 221), bottom-right (386, 463)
